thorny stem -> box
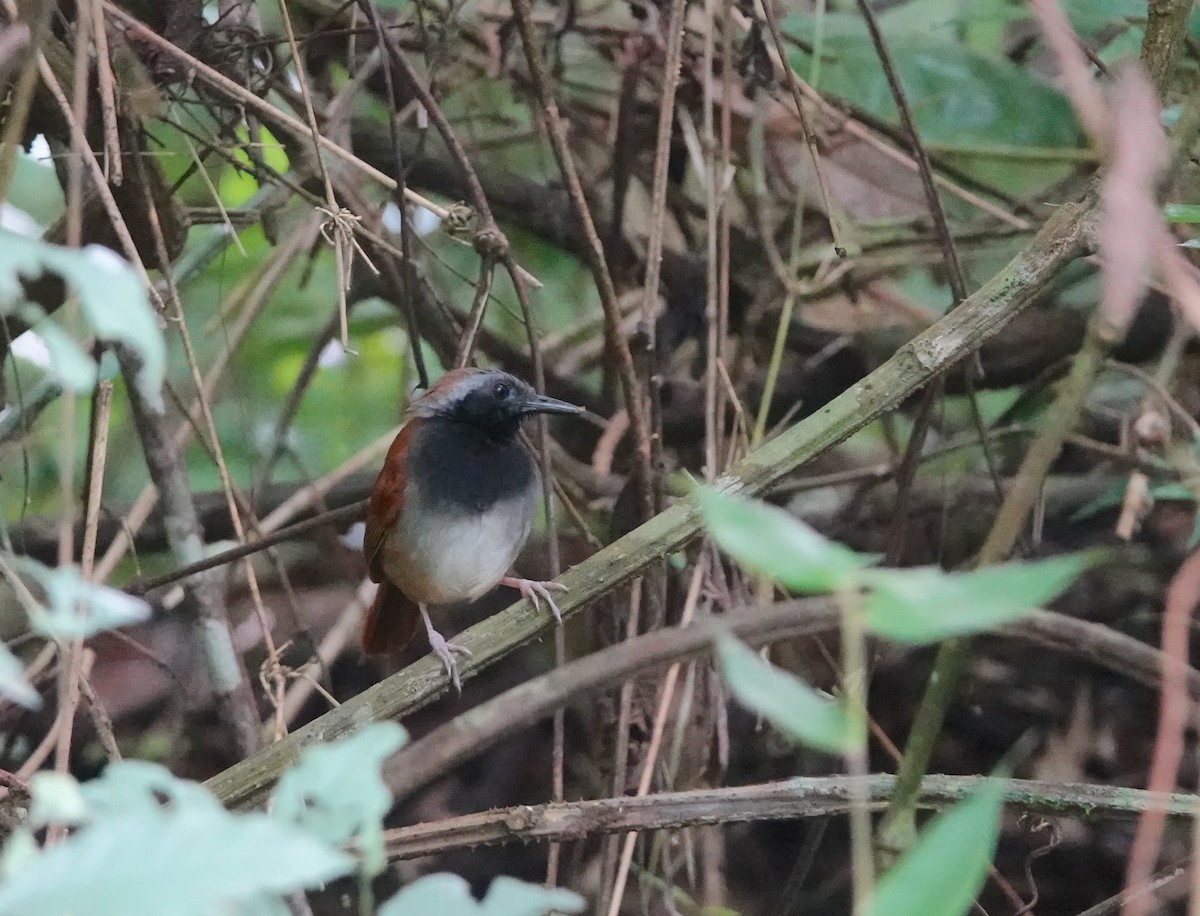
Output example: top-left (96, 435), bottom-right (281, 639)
top-left (379, 774), bottom-right (1197, 863)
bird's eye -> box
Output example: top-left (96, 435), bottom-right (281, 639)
top-left (492, 381), bottom-right (511, 400)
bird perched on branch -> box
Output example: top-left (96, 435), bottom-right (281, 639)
top-left (362, 368), bottom-right (583, 691)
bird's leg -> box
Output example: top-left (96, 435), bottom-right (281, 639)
top-left (501, 576), bottom-right (569, 624)
top-left (419, 604), bottom-right (471, 693)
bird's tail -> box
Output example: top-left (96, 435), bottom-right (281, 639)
top-left (362, 581), bottom-right (421, 655)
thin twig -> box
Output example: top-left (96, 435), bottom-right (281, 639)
top-left (101, 3), bottom-right (447, 220)
top-left (606, 557), bottom-right (708, 916)
top-left (130, 502), bottom-right (366, 596)
top-left (755, 0), bottom-right (844, 254)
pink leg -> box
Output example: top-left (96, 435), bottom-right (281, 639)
top-left (501, 576), bottom-right (568, 624)
top-left (419, 604), bottom-right (471, 693)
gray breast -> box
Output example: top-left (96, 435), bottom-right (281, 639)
top-left (387, 418), bottom-right (540, 604)
top-left (395, 490), bottom-right (536, 604)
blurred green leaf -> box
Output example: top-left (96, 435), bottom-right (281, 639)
top-left (17, 319), bottom-right (97, 392)
top-left (3, 147), bottom-right (65, 228)
top-left (28, 773), bottom-right (87, 829)
top-left (273, 722), bottom-right (408, 877)
top-left (1071, 480), bottom-right (1189, 522)
top-left (0, 763), bottom-right (352, 916)
top-left (0, 644), bottom-right (39, 709)
top-left (1061, 0), bottom-right (1146, 35)
top-left (861, 554), bottom-right (1093, 643)
top-left (379, 874), bottom-right (585, 916)
top-left (782, 18), bottom-right (1080, 150)
top-left (0, 588), bottom-right (39, 708)
top-left (698, 488), bottom-right (871, 593)
top-left (863, 779), bottom-right (1005, 916)
top-left (78, 760), bottom-right (219, 821)
top-left (8, 556), bottom-right (150, 640)
top-left (380, 874), bottom-right (478, 916)
top-left (1165, 203), bottom-right (1200, 224)
top-left (715, 636), bottom-right (856, 753)
top-left (480, 878), bottom-right (587, 916)
top-left (0, 234), bottom-right (163, 405)
top-left (781, 14), bottom-right (1080, 192)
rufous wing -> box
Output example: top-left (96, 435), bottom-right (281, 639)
top-left (363, 422), bottom-right (414, 584)
top-left (361, 580), bottom-right (420, 654)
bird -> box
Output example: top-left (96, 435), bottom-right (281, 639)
top-left (361, 368), bottom-right (584, 691)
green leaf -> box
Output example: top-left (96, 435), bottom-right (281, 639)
top-left (1060, 0), bottom-right (1146, 35)
top-left (780, 15), bottom-right (1081, 194)
top-left (28, 772), bottom-right (87, 828)
top-left (698, 488), bottom-right (871, 593)
top-left (3, 147), bottom-right (65, 228)
top-left (0, 233), bottom-right (164, 406)
top-left (380, 874), bottom-right (479, 916)
top-left (714, 636), bottom-right (856, 753)
top-left (1072, 480), bottom-right (1192, 522)
top-left (379, 874), bottom-right (585, 916)
top-left (861, 553), bottom-right (1093, 644)
top-left (8, 556), bottom-right (150, 640)
top-left (863, 779), bottom-right (1005, 916)
top-left (0, 641), bottom-right (39, 709)
top-left (231, 895), bottom-right (293, 916)
top-left (78, 760), bottom-right (215, 820)
top-left (1165, 203), bottom-right (1200, 224)
top-left (17, 316), bottom-right (97, 392)
top-left (0, 830), bottom-right (38, 882)
top-left (0, 764), bottom-right (353, 916)
top-left (476, 877), bottom-right (587, 915)
top-left (273, 722), bottom-right (408, 877)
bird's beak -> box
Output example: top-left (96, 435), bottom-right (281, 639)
top-left (522, 393), bottom-right (585, 416)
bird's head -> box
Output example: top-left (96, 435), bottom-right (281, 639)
top-left (411, 368), bottom-right (583, 440)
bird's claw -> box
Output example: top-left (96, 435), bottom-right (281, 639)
top-left (427, 628), bottom-right (472, 693)
top-left (502, 576), bottom-right (569, 624)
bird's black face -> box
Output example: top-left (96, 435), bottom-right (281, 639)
top-left (443, 372), bottom-right (581, 441)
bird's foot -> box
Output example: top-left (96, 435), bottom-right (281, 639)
top-left (501, 576), bottom-right (568, 624)
top-left (427, 628), bottom-right (471, 692)
top-left (419, 605), bottom-right (471, 693)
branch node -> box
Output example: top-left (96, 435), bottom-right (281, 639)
top-left (472, 225), bottom-right (509, 260)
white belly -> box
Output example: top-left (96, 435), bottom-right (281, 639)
top-left (384, 494), bottom-right (534, 605)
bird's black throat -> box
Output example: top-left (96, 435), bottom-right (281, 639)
top-left (409, 416), bottom-right (536, 514)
